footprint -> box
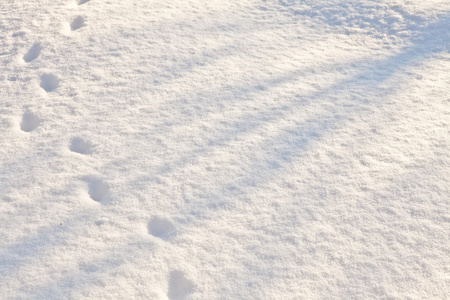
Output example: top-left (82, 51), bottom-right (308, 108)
top-left (168, 271), bottom-right (195, 300)
top-left (148, 217), bottom-right (176, 240)
top-left (71, 16), bottom-right (86, 31)
top-left (87, 178), bottom-right (109, 202)
top-left (40, 74), bottom-right (60, 92)
top-left (78, 0), bottom-right (90, 4)
top-left (12, 31), bottom-right (26, 38)
top-left (23, 43), bottom-right (42, 63)
top-left (95, 217), bottom-right (109, 226)
top-left (20, 112), bottom-right (42, 132)
top-left (70, 137), bottom-right (93, 154)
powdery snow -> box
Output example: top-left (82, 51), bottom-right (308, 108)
top-left (0, 0), bottom-right (449, 299)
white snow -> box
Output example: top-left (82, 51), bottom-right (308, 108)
top-left (1, 0), bottom-right (449, 299)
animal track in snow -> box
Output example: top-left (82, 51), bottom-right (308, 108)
top-left (40, 74), bottom-right (60, 92)
top-left (71, 16), bottom-right (86, 31)
top-left (148, 217), bottom-right (176, 240)
top-left (87, 179), bottom-right (109, 202)
top-left (95, 217), bottom-right (109, 226)
top-left (168, 270), bottom-right (195, 300)
top-left (23, 43), bottom-right (42, 63)
top-left (70, 137), bottom-right (93, 154)
top-left (78, 0), bottom-right (90, 5)
top-left (20, 112), bottom-right (41, 132)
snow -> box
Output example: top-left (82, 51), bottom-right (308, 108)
top-left (1, 0), bottom-right (449, 299)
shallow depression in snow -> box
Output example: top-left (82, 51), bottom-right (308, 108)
top-left (70, 16), bottom-right (86, 31)
top-left (20, 112), bottom-right (42, 132)
top-left (168, 270), bottom-right (195, 300)
top-left (148, 217), bottom-right (177, 240)
top-left (87, 178), bottom-right (109, 202)
top-left (70, 137), bottom-right (93, 154)
top-left (23, 43), bottom-right (42, 63)
top-left (40, 74), bottom-right (60, 92)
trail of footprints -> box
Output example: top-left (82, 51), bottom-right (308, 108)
top-left (16, 1), bottom-right (195, 297)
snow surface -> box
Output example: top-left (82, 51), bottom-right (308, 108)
top-left (1, 0), bottom-right (449, 299)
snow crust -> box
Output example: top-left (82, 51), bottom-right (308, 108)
top-left (1, 0), bottom-right (449, 299)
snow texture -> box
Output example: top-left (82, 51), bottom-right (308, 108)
top-left (0, 0), bottom-right (449, 299)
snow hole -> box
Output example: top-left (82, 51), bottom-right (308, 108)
top-left (70, 137), bottom-right (93, 154)
top-left (71, 16), bottom-right (86, 31)
top-left (40, 74), bottom-right (59, 92)
top-left (20, 112), bottom-right (41, 132)
top-left (168, 270), bottom-right (195, 300)
top-left (148, 217), bottom-right (176, 239)
top-left (88, 179), bottom-right (109, 202)
top-left (23, 43), bottom-right (42, 63)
